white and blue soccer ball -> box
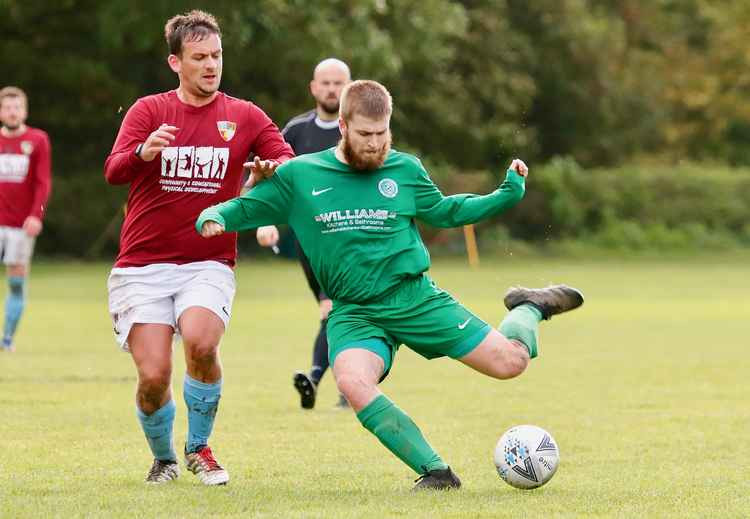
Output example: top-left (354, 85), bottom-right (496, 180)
top-left (494, 425), bottom-right (559, 489)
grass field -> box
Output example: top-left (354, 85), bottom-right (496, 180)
top-left (1, 255), bottom-right (748, 518)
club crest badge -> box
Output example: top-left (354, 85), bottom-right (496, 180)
top-left (378, 178), bottom-right (398, 198)
top-left (217, 121), bottom-right (237, 142)
top-left (20, 141), bottom-right (34, 155)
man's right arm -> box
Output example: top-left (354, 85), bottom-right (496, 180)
top-left (103, 99), bottom-right (153, 185)
top-left (197, 171), bottom-right (293, 236)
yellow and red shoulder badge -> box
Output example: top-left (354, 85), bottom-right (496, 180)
top-left (20, 141), bottom-right (34, 155)
top-left (216, 121), bottom-right (237, 142)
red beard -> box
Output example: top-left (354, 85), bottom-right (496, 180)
top-left (341, 132), bottom-right (391, 171)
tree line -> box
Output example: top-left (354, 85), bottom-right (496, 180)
top-left (2, 0), bottom-right (749, 256)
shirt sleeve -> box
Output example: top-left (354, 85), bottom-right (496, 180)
top-left (29, 131), bottom-right (52, 220)
top-left (249, 104), bottom-right (295, 162)
top-left (415, 162), bottom-right (526, 228)
top-left (196, 164), bottom-right (294, 233)
top-left (103, 99), bottom-right (153, 185)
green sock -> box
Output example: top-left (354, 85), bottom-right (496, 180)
top-left (357, 394), bottom-right (447, 475)
top-left (499, 303), bottom-right (543, 358)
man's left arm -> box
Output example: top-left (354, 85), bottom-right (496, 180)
top-left (25, 132), bottom-right (52, 236)
top-left (415, 159), bottom-right (527, 228)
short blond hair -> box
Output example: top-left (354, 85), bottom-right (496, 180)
top-left (340, 80), bottom-right (392, 122)
top-left (0, 86), bottom-right (27, 108)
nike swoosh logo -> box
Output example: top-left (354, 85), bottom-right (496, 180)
top-left (458, 318), bottom-right (472, 330)
top-left (312, 187), bottom-right (333, 196)
top-left (222, 306), bottom-right (230, 317)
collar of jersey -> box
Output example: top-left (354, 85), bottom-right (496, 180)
top-left (314, 116), bottom-right (340, 130)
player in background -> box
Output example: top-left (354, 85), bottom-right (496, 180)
top-left (255, 58), bottom-right (351, 410)
top-left (0, 87), bottom-right (52, 353)
top-left (197, 80), bottom-right (584, 490)
top-left (103, 10), bottom-right (293, 485)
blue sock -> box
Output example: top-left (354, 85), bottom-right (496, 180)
top-left (3, 276), bottom-right (26, 346)
top-left (136, 400), bottom-right (177, 462)
top-left (184, 374), bottom-right (222, 453)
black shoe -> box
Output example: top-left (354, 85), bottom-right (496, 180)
top-left (293, 371), bottom-right (317, 409)
top-left (334, 394), bottom-right (350, 409)
top-left (413, 467), bottom-right (462, 491)
top-left (504, 284), bottom-right (584, 320)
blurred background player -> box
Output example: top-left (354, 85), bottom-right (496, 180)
top-left (255, 58), bottom-right (351, 409)
top-left (0, 86), bottom-right (52, 352)
top-left (196, 80), bottom-right (584, 490)
top-left (103, 10), bottom-right (293, 485)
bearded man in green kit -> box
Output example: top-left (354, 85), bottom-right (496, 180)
top-left (196, 80), bottom-right (584, 490)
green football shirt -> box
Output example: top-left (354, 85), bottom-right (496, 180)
top-left (197, 148), bottom-right (525, 302)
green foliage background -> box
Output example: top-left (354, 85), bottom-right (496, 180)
top-left (2, 0), bottom-right (749, 256)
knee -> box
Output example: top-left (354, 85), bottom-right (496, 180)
top-left (493, 342), bottom-right (529, 380)
top-left (138, 367), bottom-right (171, 398)
top-left (183, 332), bottom-right (219, 365)
top-left (506, 342), bottom-right (530, 378)
top-left (335, 371), bottom-right (374, 400)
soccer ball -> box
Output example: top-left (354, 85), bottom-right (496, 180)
top-left (494, 425), bottom-right (559, 489)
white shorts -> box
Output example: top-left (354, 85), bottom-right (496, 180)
top-left (107, 261), bottom-right (236, 352)
top-left (0, 226), bottom-right (35, 265)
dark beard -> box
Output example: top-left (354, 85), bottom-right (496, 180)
top-left (320, 99), bottom-right (339, 115)
top-left (341, 132), bottom-right (391, 171)
top-left (1, 123), bottom-right (20, 131)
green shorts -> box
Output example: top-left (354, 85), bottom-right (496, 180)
top-left (327, 274), bottom-right (491, 379)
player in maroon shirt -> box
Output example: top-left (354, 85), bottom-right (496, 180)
top-left (104, 10), bottom-right (293, 485)
top-left (0, 86), bottom-right (52, 353)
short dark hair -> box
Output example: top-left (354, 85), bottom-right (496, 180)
top-left (164, 10), bottom-right (221, 56)
top-left (0, 86), bottom-right (27, 108)
top-left (340, 80), bottom-right (392, 122)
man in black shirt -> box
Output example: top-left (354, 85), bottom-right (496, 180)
top-left (256, 58), bottom-right (351, 409)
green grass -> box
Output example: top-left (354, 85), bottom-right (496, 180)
top-left (1, 256), bottom-right (748, 518)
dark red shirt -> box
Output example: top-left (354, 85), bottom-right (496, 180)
top-left (0, 127), bottom-right (52, 227)
top-left (104, 91), bottom-right (294, 267)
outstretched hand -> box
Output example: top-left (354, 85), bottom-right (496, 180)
top-left (509, 158), bottom-right (529, 177)
top-left (200, 221), bottom-right (225, 238)
top-left (243, 157), bottom-right (280, 189)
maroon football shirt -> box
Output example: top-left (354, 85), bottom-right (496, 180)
top-left (0, 127), bottom-right (52, 227)
top-left (104, 91), bottom-right (293, 267)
